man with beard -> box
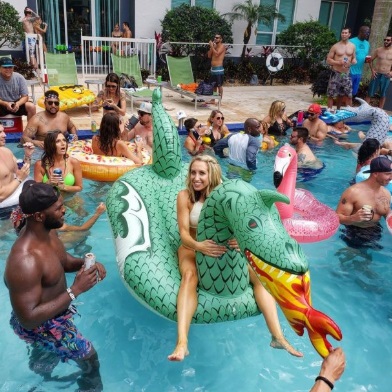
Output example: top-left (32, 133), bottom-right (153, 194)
top-left (365, 34), bottom-right (392, 109)
top-left (301, 104), bottom-right (328, 144)
top-left (336, 156), bottom-right (392, 247)
top-left (4, 181), bottom-right (106, 390)
top-left (21, 90), bottom-right (77, 159)
top-left (326, 27), bottom-right (357, 109)
top-left (124, 102), bottom-right (153, 153)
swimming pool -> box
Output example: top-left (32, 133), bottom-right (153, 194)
top-left (1, 130), bottom-right (391, 391)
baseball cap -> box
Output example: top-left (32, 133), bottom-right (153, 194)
top-left (307, 103), bottom-right (322, 114)
top-left (363, 156), bottom-right (392, 173)
top-left (139, 102), bottom-right (152, 114)
top-left (19, 180), bottom-right (60, 214)
top-left (0, 57), bottom-right (15, 68)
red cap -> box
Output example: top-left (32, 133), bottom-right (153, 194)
top-left (308, 103), bottom-right (322, 114)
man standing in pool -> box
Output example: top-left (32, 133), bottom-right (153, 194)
top-left (336, 156), bottom-right (392, 247)
top-left (4, 181), bottom-right (106, 390)
top-left (302, 104), bottom-right (328, 144)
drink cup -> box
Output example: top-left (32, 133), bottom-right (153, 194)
top-left (84, 253), bottom-right (96, 270)
top-left (362, 205), bottom-right (374, 221)
top-left (16, 159), bottom-right (24, 170)
top-left (157, 75), bottom-right (162, 83)
top-left (365, 55), bottom-right (371, 63)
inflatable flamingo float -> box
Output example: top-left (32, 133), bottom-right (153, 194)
top-left (273, 144), bottom-right (339, 243)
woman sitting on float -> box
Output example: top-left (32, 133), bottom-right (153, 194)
top-left (92, 112), bottom-right (144, 163)
top-left (34, 130), bottom-right (83, 193)
top-left (169, 154), bottom-right (302, 361)
top-left (262, 100), bottom-right (293, 137)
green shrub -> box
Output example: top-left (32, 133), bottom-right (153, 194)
top-left (277, 20), bottom-right (336, 76)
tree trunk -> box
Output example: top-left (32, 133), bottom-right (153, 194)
top-left (363, 0), bottom-right (392, 81)
top-left (241, 23), bottom-right (253, 59)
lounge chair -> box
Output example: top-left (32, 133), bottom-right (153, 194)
top-left (165, 55), bottom-right (221, 110)
top-left (39, 52), bottom-right (95, 112)
top-left (111, 53), bottom-right (153, 111)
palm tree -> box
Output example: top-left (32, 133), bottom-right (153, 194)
top-left (223, 0), bottom-right (285, 58)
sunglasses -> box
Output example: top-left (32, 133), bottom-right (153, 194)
top-left (106, 84), bottom-right (118, 88)
top-left (384, 39), bottom-right (391, 42)
top-left (215, 116), bottom-right (224, 120)
top-left (46, 100), bottom-right (60, 106)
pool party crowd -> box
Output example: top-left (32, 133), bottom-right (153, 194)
top-left (1, 21), bottom-right (392, 391)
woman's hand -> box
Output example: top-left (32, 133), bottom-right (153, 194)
top-left (227, 238), bottom-right (241, 252)
top-left (197, 240), bottom-right (227, 258)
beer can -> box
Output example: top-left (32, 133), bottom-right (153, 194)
top-left (91, 120), bottom-right (97, 133)
top-left (16, 159), bottom-right (24, 170)
top-left (362, 204), bottom-right (373, 212)
top-left (84, 252), bottom-right (96, 270)
top-left (67, 133), bottom-right (76, 143)
top-left (53, 168), bottom-right (62, 176)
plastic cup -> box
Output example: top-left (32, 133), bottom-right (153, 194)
top-left (157, 75), bottom-right (162, 83)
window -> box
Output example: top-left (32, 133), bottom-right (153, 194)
top-left (319, 1), bottom-right (349, 39)
top-left (256, 0), bottom-right (295, 45)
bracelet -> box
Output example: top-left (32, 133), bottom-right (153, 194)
top-left (315, 376), bottom-right (334, 390)
top-left (66, 287), bottom-right (76, 301)
top-left (15, 176), bottom-right (22, 184)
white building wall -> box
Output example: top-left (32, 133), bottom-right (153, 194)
top-left (294, 0), bottom-right (321, 22)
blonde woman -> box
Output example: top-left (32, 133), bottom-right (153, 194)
top-left (263, 100), bottom-right (293, 137)
top-left (206, 110), bottom-right (230, 146)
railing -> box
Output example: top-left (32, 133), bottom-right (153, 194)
top-left (80, 36), bottom-right (156, 80)
top-left (24, 33), bottom-right (45, 79)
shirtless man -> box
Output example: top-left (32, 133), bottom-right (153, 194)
top-left (22, 7), bottom-right (39, 69)
top-left (123, 102), bottom-right (153, 153)
top-left (21, 90), bottom-right (77, 151)
top-left (0, 125), bottom-right (33, 218)
top-left (4, 181), bottom-right (106, 389)
top-left (302, 104), bottom-right (328, 144)
top-left (336, 156), bottom-right (392, 247)
top-left (365, 34), bottom-right (392, 109)
top-left (289, 127), bottom-right (323, 169)
top-left (326, 27), bottom-right (357, 109)
top-left (207, 33), bottom-right (226, 102)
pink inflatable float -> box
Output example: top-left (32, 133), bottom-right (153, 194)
top-left (273, 144), bottom-right (339, 243)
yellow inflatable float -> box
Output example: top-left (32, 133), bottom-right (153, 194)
top-left (68, 139), bottom-right (151, 182)
top-left (38, 85), bottom-right (96, 111)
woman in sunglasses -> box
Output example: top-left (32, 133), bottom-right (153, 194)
top-left (263, 100), bottom-right (293, 137)
top-left (206, 110), bottom-right (230, 146)
top-left (93, 73), bottom-right (126, 116)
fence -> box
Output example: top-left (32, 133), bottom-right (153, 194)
top-left (80, 36), bottom-right (156, 80)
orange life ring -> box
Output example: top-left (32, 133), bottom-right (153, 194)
top-left (68, 139), bottom-right (151, 182)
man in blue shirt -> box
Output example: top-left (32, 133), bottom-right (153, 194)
top-left (349, 26), bottom-right (371, 96)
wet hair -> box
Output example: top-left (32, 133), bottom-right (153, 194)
top-left (186, 155), bottom-right (222, 203)
top-left (41, 130), bottom-right (68, 172)
top-left (294, 126), bottom-right (309, 142)
top-left (184, 118), bottom-right (197, 132)
top-left (98, 112), bottom-right (122, 155)
top-left (268, 100), bottom-right (286, 122)
top-left (357, 138), bottom-right (380, 165)
top-left (105, 72), bottom-right (120, 95)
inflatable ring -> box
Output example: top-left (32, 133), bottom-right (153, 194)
top-left (261, 135), bottom-right (279, 150)
top-left (274, 145), bottom-right (339, 243)
top-left (68, 139), bottom-right (151, 182)
top-left (38, 86), bottom-right (96, 111)
top-left (106, 88), bottom-right (342, 358)
top-left (266, 53), bottom-right (284, 72)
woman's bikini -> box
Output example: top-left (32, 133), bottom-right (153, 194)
top-left (268, 119), bottom-right (290, 136)
top-left (189, 201), bottom-right (203, 229)
top-left (42, 160), bottom-right (75, 186)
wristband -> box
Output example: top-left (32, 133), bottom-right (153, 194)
top-left (15, 176), bottom-right (22, 184)
top-left (66, 287), bottom-right (76, 301)
top-left (315, 376), bottom-right (334, 390)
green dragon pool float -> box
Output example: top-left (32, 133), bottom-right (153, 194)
top-left (106, 89), bottom-right (342, 357)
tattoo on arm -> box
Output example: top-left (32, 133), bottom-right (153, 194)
top-left (24, 126), bottom-right (37, 139)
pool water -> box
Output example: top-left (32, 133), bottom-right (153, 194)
top-left (1, 129), bottom-right (392, 392)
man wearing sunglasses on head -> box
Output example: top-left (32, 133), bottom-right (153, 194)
top-left (0, 57), bottom-right (36, 121)
top-left (302, 104), bottom-right (328, 144)
top-left (365, 34), bottom-right (392, 109)
top-left (21, 90), bottom-right (77, 153)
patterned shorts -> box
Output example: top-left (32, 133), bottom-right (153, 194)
top-left (10, 305), bottom-right (92, 362)
top-left (327, 71), bottom-right (352, 98)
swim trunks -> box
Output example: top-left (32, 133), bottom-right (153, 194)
top-left (10, 305), bottom-right (93, 362)
top-left (368, 73), bottom-right (391, 98)
top-left (327, 70), bottom-right (352, 98)
top-left (340, 223), bottom-right (383, 249)
top-left (210, 66), bottom-right (224, 87)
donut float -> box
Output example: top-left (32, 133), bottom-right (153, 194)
top-left (273, 144), bottom-right (339, 243)
top-left (68, 139), bottom-right (151, 182)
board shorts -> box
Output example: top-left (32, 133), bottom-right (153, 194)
top-left (340, 223), bottom-right (383, 249)
top-left (10, 305), bottom-right (93, 362)
top-left (327, 70), bottom-right (352, 98)
top-left (368, 73), bottom-right (391, 98)
top-left (210, 66), bottom-right (224, 87)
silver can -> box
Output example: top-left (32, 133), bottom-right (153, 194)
top-left (84, 252), bottom-right (96, 270)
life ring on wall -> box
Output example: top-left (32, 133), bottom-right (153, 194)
top-left (266, 52), bottom-right (284, 73)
